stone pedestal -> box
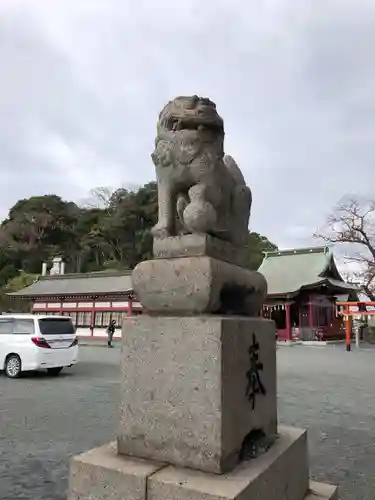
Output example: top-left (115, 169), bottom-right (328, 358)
top-left (117, 316), bottom-right (277, 473)
top-left (68, 430), bottom-right (338, 500)
top-left (67, 94), bottom-right (339, 500)
top-left (67, 314), bottom-right (339, 500)
top-left (132, 257), bottom-right (267, 316)
top-left (153, 233), bottom-right (252, 268)
top-left (147, 427), bottom-right (310, 500)
top-left (68, 442), bottom-right (165, 500)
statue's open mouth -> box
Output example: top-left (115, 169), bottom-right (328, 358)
top-left (164, 116), bottom-right (223, 134)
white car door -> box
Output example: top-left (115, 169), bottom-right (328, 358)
top-left (11, 318), bottom-right (37, 368)
top-left (0, 318), bottom-right (15, 368)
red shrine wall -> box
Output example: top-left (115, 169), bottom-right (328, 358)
top-left (263, 294), bottom-right (345, 341)
top-left (31, 293), bottom-right (345, 341)
top-left (31, 297), bottom-right (143, 338)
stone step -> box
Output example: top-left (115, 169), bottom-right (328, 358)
top-left (306, 481), bottom-right (338, 500)
top-left (68, 442), bottom-right (165, 500)
top-left (68, 434), bottom-right (339, 500)
top-left (147, 426), bottom-right (309, 500)
top-left (69, 426), bottom-right (310, 500)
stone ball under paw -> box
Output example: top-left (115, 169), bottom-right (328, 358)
top-left (183, 200), bottom-right (217, 234)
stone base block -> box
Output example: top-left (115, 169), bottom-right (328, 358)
top-left (132, 256), bottom-right (267, 316)
top-left (307, 481), bottom-right (338, 500)
top-left (68, 442), bottom-right (165, 500)
top-left (148, 427), bottom-right (310, 500)
top-left (67, 431), bottom-right (338, 500)
top-left (153, 234), bottom-right (251, 269)
top-left (118, 315), bottom-right (277, 473)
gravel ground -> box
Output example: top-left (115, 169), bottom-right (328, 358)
top-left (0, 344), bottom-right (374, 500)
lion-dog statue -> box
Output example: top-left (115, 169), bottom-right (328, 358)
top-left (133, 95), bottom-right (267, 317)
top-left (151, 95), bottom-right (252, 247)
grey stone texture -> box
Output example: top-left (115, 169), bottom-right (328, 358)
top-left (151, 95), bottom-right (252, 247)
top-left (132, 256), bottom-right (267, 317)
top-left (117, 315), bottom-right (277, 474)
top-left (68, 442), bottom-right (165, 500)
top-left (153, 233), bottom-right (252, 269)
top-left (67, 432), bottom-right (337, 500)
top-left (147, 427), bottom-right (310, 500)
top-left (307, 481), bottom-right (338, 500)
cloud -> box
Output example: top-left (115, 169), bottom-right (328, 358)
top-left (1, 0), bottom-right (375, 250)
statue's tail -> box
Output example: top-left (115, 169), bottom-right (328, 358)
top-left (223, 154), bottom-right (246, 186)
top-left (223, 155), bottom-right (252, 246)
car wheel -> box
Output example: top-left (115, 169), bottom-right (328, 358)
top-left (47, 367), bottom-right (63, 376)
top-left (5, 354), bottom-right (22, 378)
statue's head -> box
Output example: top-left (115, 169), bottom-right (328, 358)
top-left (153, 96), bottom-right (224, 168)
top-left (158, 95), bottom-right (224, 135)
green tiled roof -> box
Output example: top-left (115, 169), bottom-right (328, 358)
top-left (258, 246), bottom-right (357, 297)
top-left (7, 270), bottom-right (133, 298)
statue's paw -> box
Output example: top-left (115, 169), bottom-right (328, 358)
top-left (182, 200), bottom-right (217, 234)
top-left (151, 223), bottom-right (171, 239)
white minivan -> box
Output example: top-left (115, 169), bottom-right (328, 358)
top-left (0, 314), bottom-right (79, 378)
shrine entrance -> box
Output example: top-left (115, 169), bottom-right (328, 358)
top-left (263, 295), bottom-right (340, 342)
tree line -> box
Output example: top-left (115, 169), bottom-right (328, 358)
top-left (0, 182), bottom-right (278, 308)
top-left (0, 181), bottom-right (373, 306)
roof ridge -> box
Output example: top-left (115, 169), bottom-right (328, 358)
top-left (39, 269), bottom-right (133, 281)
top-left (264, 245), bottom-right (330, 258)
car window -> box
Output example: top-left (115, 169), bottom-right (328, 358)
top-left (38, 318), bottom-right (75, 335)
top-left (0, 319), bottom-right (14, 334)
top-left (13, 319), bottom-right (35, 335)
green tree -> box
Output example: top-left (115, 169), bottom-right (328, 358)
top-left (0, 271), bottom-right (39, 313)
top-left (78, 182), bottom-right (157, 270)
top-left (0, 194), bottom-right (81, 273)
top-left (0, 262), bottom-right (18, 287)
top-left (95, 182), bottom-right (157, 269)
top-left (5, 271), bottom-right (39, 293)
top-left (0, 183), bottom-right (276, 286)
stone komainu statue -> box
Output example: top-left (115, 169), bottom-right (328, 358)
top-left (151, 95), bottom-right (252, 247)
top-left (132, 95), bottom-right (267, 317)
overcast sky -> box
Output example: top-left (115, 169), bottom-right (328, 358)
top-left (1, 0), bottom-right (375, 251)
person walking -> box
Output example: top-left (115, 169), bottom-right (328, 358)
top-left (106, 319), bottom-right (116, 348)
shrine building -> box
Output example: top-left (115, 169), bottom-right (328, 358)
top-left (258, 246), bottom-right (358, 341)
top-left (8, 259), bottom-right (141, 339)
top-left (8, 247), bottom-right (358, 341)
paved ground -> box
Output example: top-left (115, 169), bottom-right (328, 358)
top-left (0, 344), bottom-right (374, 500)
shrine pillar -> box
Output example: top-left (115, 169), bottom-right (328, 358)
top-left (285, 303), bottom-right (292, 341)
top-left (127, 296), bottom-right (133, 316)
top-left (345, 305), bottom-right (352, 352)
top-left (308, 300), bottom-right (314, 329)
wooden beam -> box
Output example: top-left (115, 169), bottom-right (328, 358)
top-left (337, 301), bottom-right (375, 306)
top-left (285, 303), bottom-right (292, 341)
